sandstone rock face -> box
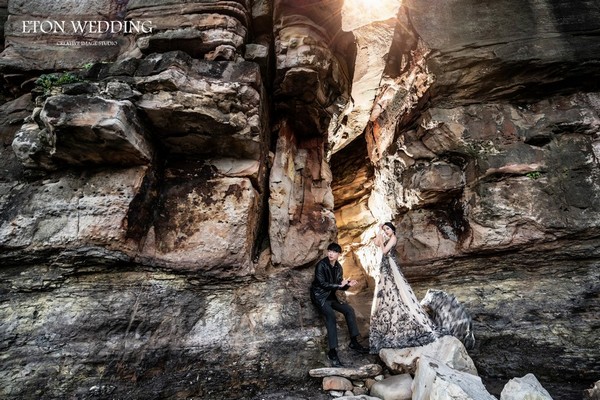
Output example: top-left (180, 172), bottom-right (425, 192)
top-left (1, 0), bottom-right (600, 399)
top-left (0, 265), bottom-right (324, 399)
top-left (127, 0), bottom-right (251, 60)
top-left (404, 0), bottom-right (600, 103)
top-left (390, 93), bottom-right (600, 262)
top-left (332, 1), bottom-right (600, 398)
top-left (0, 0), bottom-right (125, 71)
top-left (133, 51), bottom-right (267, 161)
top-left (268, 125), bottom-right (337, 267)
top-left (13, 95), bottom-right (153, 169)
top-left (139, 160), bottom-right (260, 275)
top-left (0, 166), bottom-right (146, 257)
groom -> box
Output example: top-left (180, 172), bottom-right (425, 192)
top-left (310, 242), bottom-right (369, 367)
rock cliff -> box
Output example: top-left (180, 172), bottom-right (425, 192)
top-left (0, 0), bottom-right (598, 399)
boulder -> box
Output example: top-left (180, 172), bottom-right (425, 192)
top-left (412, 356), bottom-right (496, 400)
top-left (586, 381), bottom-right (600, 400)
top-left (369, 373), bottom-right (412, 400)
top-left (379, 336), bottom-right (477, 376)
top-left (323, 376), bottom-right (353, 392)
top-left (500, 373), bottom-right (553, 400)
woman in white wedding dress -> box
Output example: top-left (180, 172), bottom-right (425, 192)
top-left (369, 222), bottom-right (441, 354)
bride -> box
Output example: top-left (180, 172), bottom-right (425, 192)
top-left (369, 222), bottom-right (440, 353)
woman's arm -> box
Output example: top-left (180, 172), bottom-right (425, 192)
top-left (381, 234), bottom-right (397, 255)
top-left (374, 225), bottom-right (385, 248)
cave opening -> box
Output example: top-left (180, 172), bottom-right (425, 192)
top-left (329, 131), bottom-right (378, 335)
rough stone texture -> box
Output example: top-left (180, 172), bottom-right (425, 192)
top-left (404, 0), bottom-right (600, 104)
top-left (500, 373), bottom-right (553, 400)
top-left (0, 166), bottom-right (146, 256)
top-left (323, 376), bottom-right (353, 392)
top-left (379, 335), bottom-right (477, 376)
top-left (126, 1), bottom-right (250, 59)
top-left (328, 15), bottom-right (398, 153)
top-left (12, 95), bottom-right (153, 169)
top-left (0, 0), bottom-right (126, 72)
top-left (134, 53), bottom-right (267, 161)
top-left (273, 6), bottom-right (351, 138)
top-left (369, 374), bottom-right (412, 400)
top-left (408, 248), bottom-right (599, 400)
top-left (332, 3), bottom-right (600, 399)
top-left (384, 93), bottom-right (600, 263)
top-left (309, 364), bottom-right (382, 380)
top-left (0, 93), bottom-right (32, 138)
top-left (586, 381), bottom-right (600, 400)
top-left (268, 123), bottom-right (336, 267)
top-left (413, 356), bottom-right (496, 400)
top-left (0, 0), bottom-right (7, 52)
top-left (0, 265), bottom-right (326, 400)
top-left (138, 159), bottom-right (260, 275)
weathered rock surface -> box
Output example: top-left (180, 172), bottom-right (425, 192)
top-left (379, 335), bottom-right (477, 376)
top-left (127, 0), bottom-right (250, 60)
top-left (268, 124), bottom-right (336, 267)
top-left (0, 0), bottom-right (7, 52)
top-left (0, 166), bottom-right (146, 256)
top-left (587, 381), bottom-right (600, 400)
top-left (369, 373), bottom-right (412, 400)
top-left (323, 376), bottom-right (353, 392)
top-left (133, 51), bottom-right (267, 161)
top-left (404, 0), bottom-right (600, 104)
top-left (0, 0), bottom-right (125, 71)
top-left (309, 364), bottom-right (382, 380)
top-left (501, 373), bottom-right (553, 400)
top-left (13, 95), bottom-right (153, 169)
top-left (0, 265), bottom-right (325, 399)
top-left (412, 355), bottom-right (496, 400)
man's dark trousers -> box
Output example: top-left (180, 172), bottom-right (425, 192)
top-left (315, 298), bottom-right (360, 349)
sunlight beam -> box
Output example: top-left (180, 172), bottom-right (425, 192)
top-left (341, 0), bottom-right (403, 31)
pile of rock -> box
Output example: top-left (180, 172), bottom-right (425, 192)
top-left (310, 336), bottom-right (555, 400)
top-left (309, 364), bottom-right (383, 398)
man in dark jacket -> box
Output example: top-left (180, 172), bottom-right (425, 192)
top-left (310, 242), bottom-right (368, 367)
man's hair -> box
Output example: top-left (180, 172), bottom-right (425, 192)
top-left (327, 243), bottom-right (342, 253)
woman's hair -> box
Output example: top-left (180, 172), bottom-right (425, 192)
top-left (384, 222), bottom-right (396, 234)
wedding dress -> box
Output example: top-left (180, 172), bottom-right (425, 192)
top-left (369, 243), bottom-right (441, 353)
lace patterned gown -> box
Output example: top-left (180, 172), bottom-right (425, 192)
top-left (369, 246), bottom-right (440, 353)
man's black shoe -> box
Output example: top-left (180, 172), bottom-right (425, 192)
top-left (327, 353), bottom-right (343, 367)
top-left (349, 341), bottom-right (369, 354)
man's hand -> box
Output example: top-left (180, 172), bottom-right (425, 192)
top-left (341, 279), bottom-right (358, 287)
